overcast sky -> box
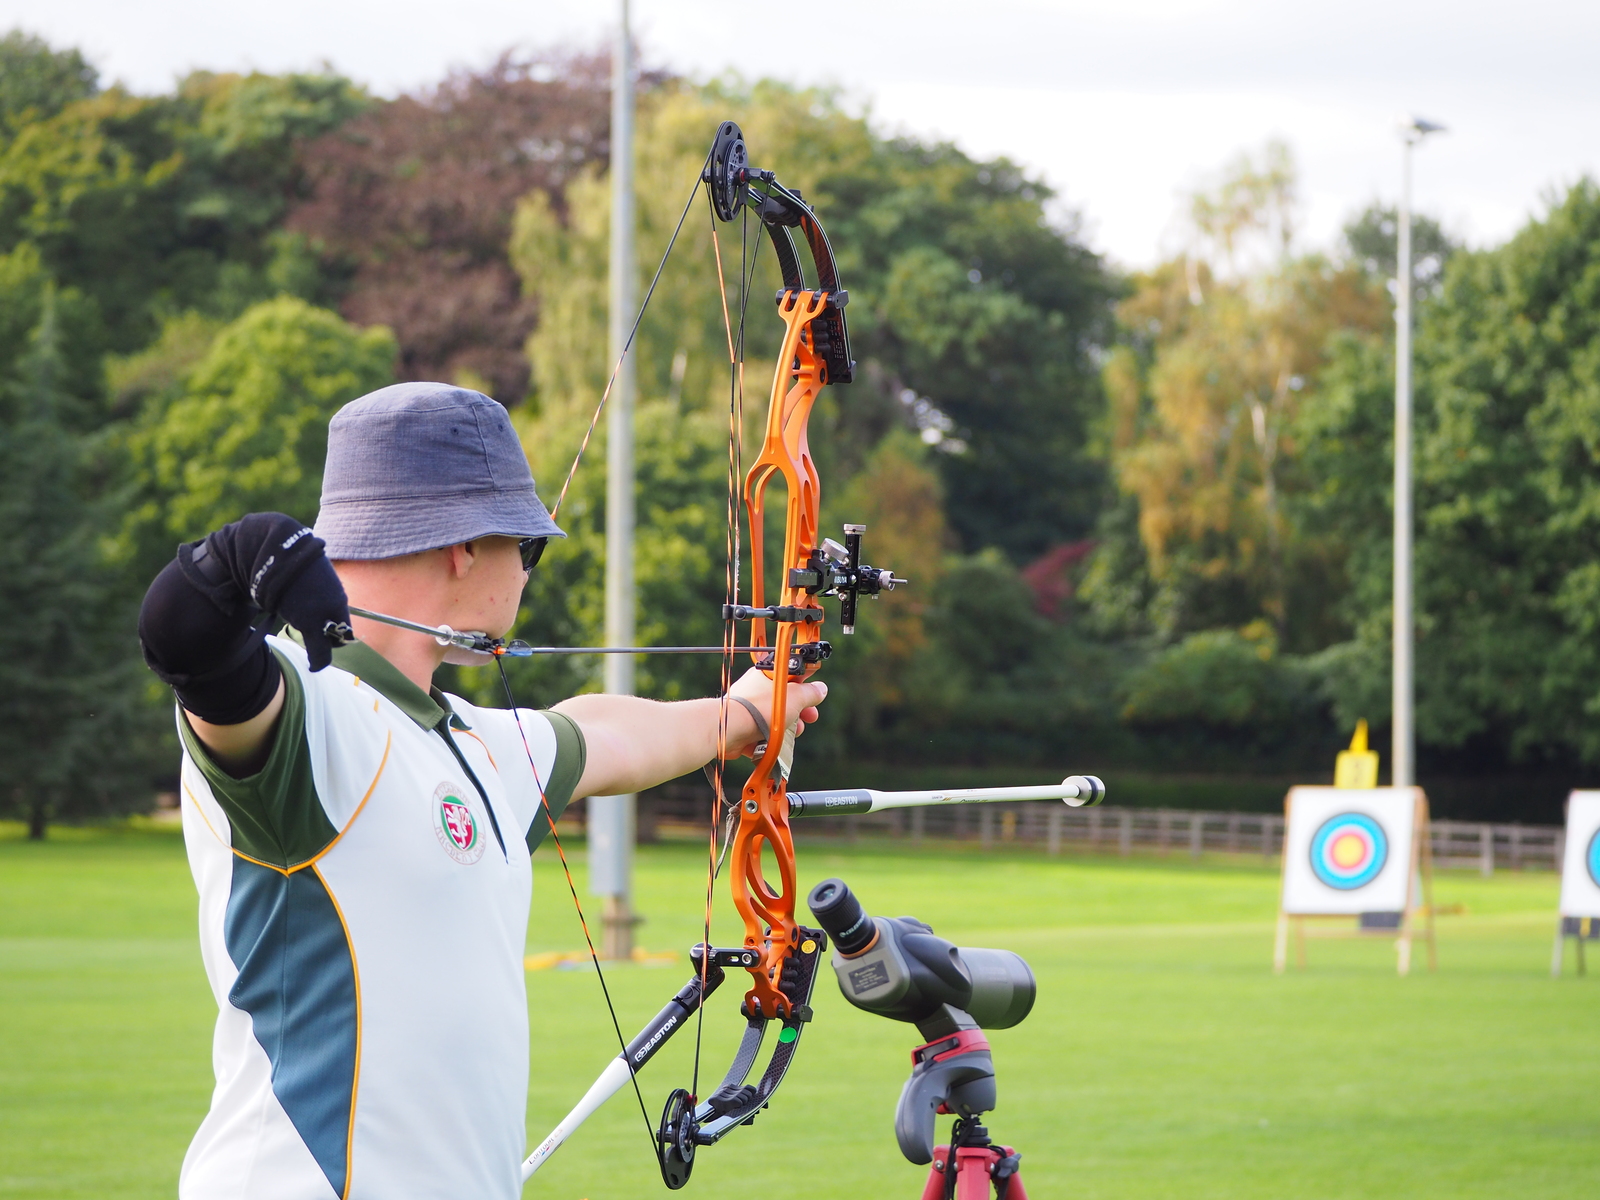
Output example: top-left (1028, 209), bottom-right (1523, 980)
top-left (7, 0), bottom-right (1597, 267)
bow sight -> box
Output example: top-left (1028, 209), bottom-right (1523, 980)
top-left (724, 522), bottom-right (908, 660)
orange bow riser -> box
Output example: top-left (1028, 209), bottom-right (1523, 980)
top-left (733, 282), bottom-right (836, 1019)
top-left (647, 122), bottom-right (905, 1188)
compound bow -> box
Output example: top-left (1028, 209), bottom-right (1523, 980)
top-left (651, 119), bottom-right (909, 1187)
top-left (521, 120), bottom-right (906, 1189)
top-left (328, 119), bottom-right (1102, 1191)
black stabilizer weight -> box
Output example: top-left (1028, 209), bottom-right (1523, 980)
top-left (621, 960), bottom-right (726, 1072)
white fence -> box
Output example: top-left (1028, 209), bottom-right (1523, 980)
top-left (786, 803), bottom-right (1564, 873)
top-left (1428, 818), bottom-right (1564, 874)
top-left (630, 792), bottom-right (1565, 873)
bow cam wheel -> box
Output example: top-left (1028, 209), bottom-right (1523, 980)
top-left (704, 121), bottom-right (749, 222)
top-left (657, 1087), bottom-right (698, 1189)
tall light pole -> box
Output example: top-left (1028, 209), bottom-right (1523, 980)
top-left (592, 0), bottom-right (637, 959)
top-left (1392, 114), bottom-right (1445, 789)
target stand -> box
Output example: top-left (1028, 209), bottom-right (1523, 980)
top-left (1273, 787), bottom-right (1436, 977)
top-left (1551, 791), bottom-right (1600, 978)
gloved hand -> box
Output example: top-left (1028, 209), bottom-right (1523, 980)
top-left (178, 513), bottom-right (350, 671)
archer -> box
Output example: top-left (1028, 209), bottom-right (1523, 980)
top-left (136, 381), bottom-right (826, 1200)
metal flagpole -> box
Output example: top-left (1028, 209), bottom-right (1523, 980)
top-left (593, 0), bottom-right (638, 959)
top-left (1392, 115), bottom-right (1444, 789)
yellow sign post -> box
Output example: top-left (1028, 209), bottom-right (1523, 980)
top-left (1334, 719), bottom-right (1380, 789)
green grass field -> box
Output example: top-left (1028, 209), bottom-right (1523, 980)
top-left (2, 822), bottom-right (1595, 1199)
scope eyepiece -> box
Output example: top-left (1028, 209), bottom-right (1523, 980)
top-left (807, 877), bottom-right (877, 956)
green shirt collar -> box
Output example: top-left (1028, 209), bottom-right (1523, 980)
top-left (279, 626), bottom-right (467, 732)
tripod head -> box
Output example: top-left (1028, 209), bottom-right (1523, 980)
top-left (807, 878), bottom-right (1036, 1165)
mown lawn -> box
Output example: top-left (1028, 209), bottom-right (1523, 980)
top-left (1, 822), bottom-right (1595, 1198)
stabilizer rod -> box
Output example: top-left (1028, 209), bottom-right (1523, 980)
top-left (522, 955), bottom-right (725, 1181)
top-left (785, 776), bottom-right (1104, 817)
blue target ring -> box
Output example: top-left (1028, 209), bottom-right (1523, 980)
top-left (1310, 813), bottom-right (1388, 890)
top-left (1587, 829), bottom-right (1600, 888)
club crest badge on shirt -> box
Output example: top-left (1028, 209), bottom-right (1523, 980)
top-left (433, 781), bottom-right (485, 864)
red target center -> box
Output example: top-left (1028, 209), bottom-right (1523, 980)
top-left (1330, 832), bottom-right (1368, 868)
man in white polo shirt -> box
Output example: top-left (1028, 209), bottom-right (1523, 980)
top-left (137, 383), bottom-right (826, 1200)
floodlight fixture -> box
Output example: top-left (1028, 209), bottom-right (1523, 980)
top-left (1399, 114), bottom-right (1448, 143)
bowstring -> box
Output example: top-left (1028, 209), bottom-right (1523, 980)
top-left (549, 149), bottom-right (714, 521)
top-left (521, 146), bottom-right (713, 1171)
top-left (712, 207), bottom-right (763, 884)
top-left (493, 654), bottom-right (661, 1168)
top-left (692, 185), bottom-right (751, 1105)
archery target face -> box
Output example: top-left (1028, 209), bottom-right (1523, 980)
top-left (1310, 813), bottom-right (1388, 889)
top-left (1557, 791), bottom-right (1600, 918)
top-left (1281, 788), bottom-right (1419, 914)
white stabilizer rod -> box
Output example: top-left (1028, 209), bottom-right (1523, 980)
top-left (786, 775), bottom-right (1104, 817)
top-left (522, 1056), bottom-right (634, 1180)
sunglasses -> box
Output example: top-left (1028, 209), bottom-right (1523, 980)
top-left (518, 537), bottom-right (549, 572)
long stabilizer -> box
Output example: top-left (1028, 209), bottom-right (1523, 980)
top-left (786, 775), bottom-right (1104, 817)
top-left (523, 958), bottom-right (725, 1181)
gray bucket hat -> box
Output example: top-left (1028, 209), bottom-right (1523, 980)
top-left (314, 382), bottom-right (564, 559)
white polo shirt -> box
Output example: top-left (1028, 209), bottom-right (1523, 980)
top-left (175, 635), bottom-right (584, 1200)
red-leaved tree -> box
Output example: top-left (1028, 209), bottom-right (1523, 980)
top-left (289, 51), bottom-right (649, 401)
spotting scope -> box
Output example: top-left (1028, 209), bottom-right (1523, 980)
top-left (807, 878), bottom-right (1036, 1164)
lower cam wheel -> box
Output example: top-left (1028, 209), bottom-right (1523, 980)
top-left (657, 1088), bottom-right (697, 1189)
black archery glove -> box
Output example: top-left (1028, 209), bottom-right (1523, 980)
top-left (178, 513), bottom-right (350, 671)
top-left (141, 514), bottom-right (350, 726)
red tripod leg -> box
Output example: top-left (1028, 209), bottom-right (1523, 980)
top-left (920, 1145), bottom-right (951, 1200)
top-left (954, 1145), bottom-right (998, 1200)
top-left (918, 1138), bottom-right (1026, 1199)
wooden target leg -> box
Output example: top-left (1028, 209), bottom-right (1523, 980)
top-left (1273, 912), bottom-right (1289, 975)
top-left (1419, 800), bottom-right (1437, 972)
top-left (1578, 932), bottom-right (1588, 978)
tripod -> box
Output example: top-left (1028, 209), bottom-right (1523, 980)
top-left (921, 1118), bottom-right (1026, 1200)
top-left (902, 1028), bottom-right (1029, 1200)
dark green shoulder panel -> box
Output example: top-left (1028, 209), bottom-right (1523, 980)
top-left (526, 710), bottom-right (586, 855)
top-left (178, 649), bottom-right (337, 868)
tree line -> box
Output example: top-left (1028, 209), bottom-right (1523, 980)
top-left (3, 28), bottom-right (1597, 834)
